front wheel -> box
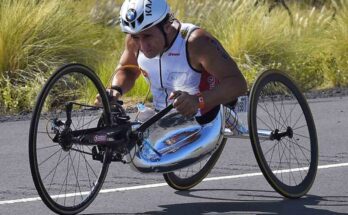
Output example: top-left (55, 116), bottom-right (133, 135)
top-left (248, 69), bottom-right (318, 198)
top-left (29, 64), bottom-right (111, 214)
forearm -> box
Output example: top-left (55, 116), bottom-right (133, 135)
top-left (111, 69), bottom-right (139, 95)
top-left (202, 75), bottom-right (248, 110)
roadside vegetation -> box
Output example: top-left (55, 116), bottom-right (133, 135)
top-left (0, 0), bottom-right (347, 114)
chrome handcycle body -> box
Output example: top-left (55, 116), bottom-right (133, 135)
top-left (29, 64), bottom-right (318, 214)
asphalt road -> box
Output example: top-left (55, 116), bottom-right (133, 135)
top-left (0, 96), bottom-right (347, 215)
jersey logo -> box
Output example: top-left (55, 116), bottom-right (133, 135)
top-left (94, 135), bottom-right (107, 143)
top-left (180, 29), bottom-right (188, 38)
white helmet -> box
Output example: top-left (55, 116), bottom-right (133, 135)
top-left (120, 0), bottom-right (170, 34)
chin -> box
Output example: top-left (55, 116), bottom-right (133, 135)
top-left (143, 51), bottom-right (158, 59)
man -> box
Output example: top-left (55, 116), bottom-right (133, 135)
top-left (96, 0), bottom-right (247, 120)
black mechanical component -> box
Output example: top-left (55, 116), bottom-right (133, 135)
top-left (109, 100), bottom-right (131, 125)
top-left (52, 118), bottom-right (64, 127)
top-left (92, 146), bottom-right (104, 162)
top-left (64, 102), bottom-right (73, 128)
top-left (50, 102), bottom-right (75, 151)
top-left (58, 128), bottom-right (73, 151)
top-left (51, 120), bottom-right (74, 152)
top-left (270, 127), bottom-right (293, 141)
top-left (92, 146), bottom-right (126, 163)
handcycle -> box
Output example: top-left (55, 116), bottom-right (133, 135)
top-left (29, 63), bottom-right (318, 214)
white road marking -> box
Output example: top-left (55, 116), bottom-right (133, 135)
top-left (0, 162), bottom-right (347, 205)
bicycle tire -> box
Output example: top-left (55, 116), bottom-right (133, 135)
top-left (248, 69), bottom-right (318, 198)
top-left (29, 63), bottom-right (112, 214)
top-left (163, 138), bottom-right (226, 190)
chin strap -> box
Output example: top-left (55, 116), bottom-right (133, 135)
top-left (158, 25), bottom-right (169, 50)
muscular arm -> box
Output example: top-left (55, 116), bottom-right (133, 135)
top-left (188, 29), bottom-right (247, 111)
top-left (112, 34), bottom-right (141, 95)
top-left (95, 35), bottom-right (140, 105)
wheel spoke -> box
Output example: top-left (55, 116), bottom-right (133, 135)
top-left (257, 102), bottom-right (282, 129)
top-left (292, 112), bottom-right (305, 130)
top-left (42, 152), bottom-right (69, 182)
top-left (75, 115), bottom-right (100, 130)
top-left (258, 97), bottom-right (276, 129)
top-left (292, 124), bottom-right (308, 131)
top-left (263, 141), bottom-right (280, 157)
top-left (281, 140), bottom-right (306, 177)
top-left (256, 115), bottom-right (274, 131)
top-left (288, 138), bottom-right (311, 153)
top-left (68, 150), bottom-right (84, 203)
top-left (47, 150), bottom-right (64, 192)
top-left (37, 144), bottom-right (59, 150)
top-left (270, 95), bottom-right (288, 131)
top-left (293, 132), bottom-right (310, 139)
top-left (264, 141), bottom-right (277, 170)
top-left (38, 148), bottom-right (63, 166)
top-left (289, 138), bottom-right (311, 163)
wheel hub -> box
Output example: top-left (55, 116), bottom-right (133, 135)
top-left (271, 126), bottom-right (293, 141)
top-left (59, 128), bottom-right (73, 151)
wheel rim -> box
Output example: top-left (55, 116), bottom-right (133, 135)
top-left (164, 139), bottom-right (226, 190)
top-left (253, 76), bottom-right (317, 192)
top-left (170, 157), bottom-right (211, 179)
top-left (31, 68), bottom-right (109, 210)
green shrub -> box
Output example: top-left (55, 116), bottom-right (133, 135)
top-left (177, 0), bottom-right (344, 90)
top-left (324, 0), bottom-right (348, 86)
top-left (0, 0), bottom-right (119, 113)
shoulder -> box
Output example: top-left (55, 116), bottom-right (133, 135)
top-left (187, 28), bottom-right (221, 63)
top-left (187, 28), bottom-right (212, 49)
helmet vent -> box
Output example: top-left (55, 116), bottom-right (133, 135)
top-left (122, 19), bottom-right (130, 27)
top-left (131, 21), bottom-right (136, 28)
top-left (137, 13), bottom-right (144, 24)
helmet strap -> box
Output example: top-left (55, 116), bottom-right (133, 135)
top-left (158, 25), bottom-right (169, 50)
top-left (156, 14), bottom-right (171, 51)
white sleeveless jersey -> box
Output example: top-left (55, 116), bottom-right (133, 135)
top-left (138, 23), bottom-right (218, 111)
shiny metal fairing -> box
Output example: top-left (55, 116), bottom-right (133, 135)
top-left (127, 106), bottom-right (224, 173)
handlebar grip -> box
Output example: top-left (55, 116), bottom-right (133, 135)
top-left (106, 90), bottom-right (123, 105)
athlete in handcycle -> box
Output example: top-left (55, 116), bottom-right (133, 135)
top-left (29, 0), bottom-right (318, 214)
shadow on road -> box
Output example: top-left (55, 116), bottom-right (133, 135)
top-left (82, 188), bottom-right (348, 215)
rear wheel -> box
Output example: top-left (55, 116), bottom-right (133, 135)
top-left (163, 138), bottom-right (226, 190)
top-left (248, 70), bottom-right (318, 198)
top-left (29, 64), bottom-right (111, 214)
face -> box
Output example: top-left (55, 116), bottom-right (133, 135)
top-left (130, 26), bottom-right (166, 58)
